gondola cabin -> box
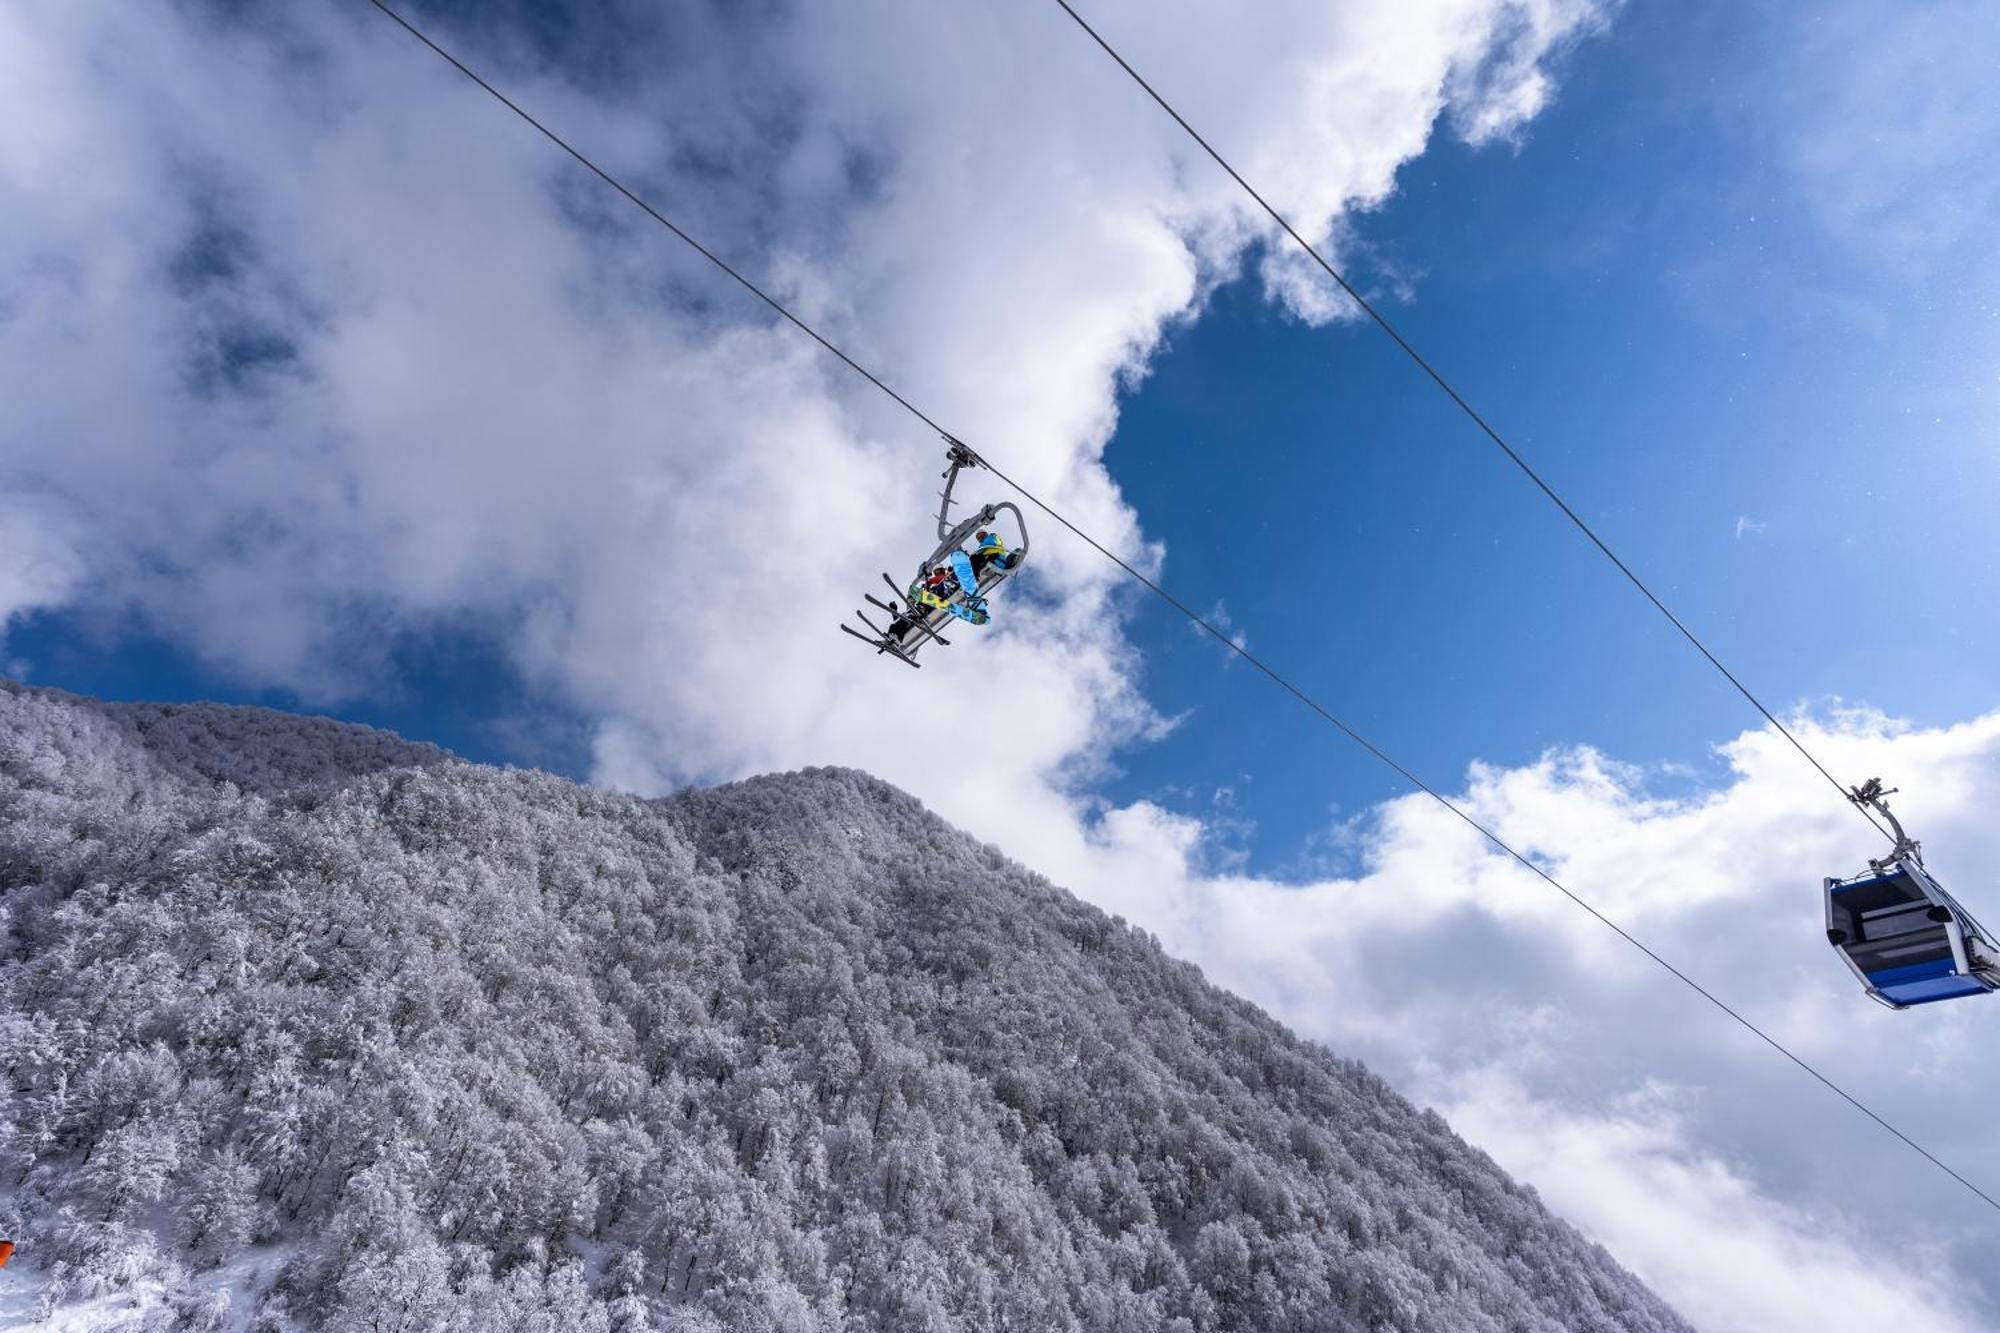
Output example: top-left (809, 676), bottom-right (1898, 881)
top-left (1824, 778), bottom-right (2000, 1008)
top-left (1824, 861), bottom-right (1999, 1008)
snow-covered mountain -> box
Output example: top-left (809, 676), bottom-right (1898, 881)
top-left (0, 682), bottom-right (1689, 1331)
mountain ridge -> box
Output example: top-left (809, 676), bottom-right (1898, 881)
top-left (0, 682), bottom-right (1689, 1331)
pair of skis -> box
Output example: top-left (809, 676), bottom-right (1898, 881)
top-left (840, 574), bottom-right (954, 668)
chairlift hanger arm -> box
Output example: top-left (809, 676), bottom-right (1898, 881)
top-left (1850, 778), bottom-right (1919, 868)
top-left (933, 440), bottom-right (1029, 559)
top-left (936, 438), bottom-right (984, 539)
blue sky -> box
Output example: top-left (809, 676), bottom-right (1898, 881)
top-left (5, 603), bottom-right (591, 774)
top-left (1097, 0), bottom-right (2000, 869)
top-left (5, 2), bottom-right (1999, 1325)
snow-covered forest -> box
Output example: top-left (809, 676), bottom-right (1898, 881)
top-left (0, 682), bottom-right (1688, 1330)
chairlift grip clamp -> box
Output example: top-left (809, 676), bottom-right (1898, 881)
top-left (1850, 777), bottom-right (1921, 868)
top-left (943, 436), bottom-right (983, 472)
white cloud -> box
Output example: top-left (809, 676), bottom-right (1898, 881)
top-left (0, 495), bottom-right (84, 624)
top-left (1066, 709), bottom-right (2000, 1331)
top-left (1439, 1072), bottom-right (1985, 1333)
top-left (1189, 599), bottom-right (1249, 657)
top-left (1767, 0), bottom-right (2000, 281)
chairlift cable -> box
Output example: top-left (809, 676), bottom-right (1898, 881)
top-left (1048, 0), bottom-right (1894, 847)
top-left (365, 0), bottom-right (1996, 1213)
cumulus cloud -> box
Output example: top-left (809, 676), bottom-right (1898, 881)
top-left (0, 0), bottom-right (1605, 817)
top-left (1081, 709), bottom-right (2000, 1331)
top-left (0, 496), bottom-right (83, 624)
top-left (1440, 1072), bottom-right (1986, 1333)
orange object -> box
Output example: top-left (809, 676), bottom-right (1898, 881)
top-left (0, 1239), bottom-right (13, 1268)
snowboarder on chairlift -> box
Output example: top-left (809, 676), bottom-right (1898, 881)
top-left (940, 549), bottom-right (990, 625)
top-left (969, 529), bottom-right (1019, 581)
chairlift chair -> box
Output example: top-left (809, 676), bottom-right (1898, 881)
top-left (840, 440), bottom-right (1030, 667)
top-left (1824, 779), bottom-right (2000, 1008)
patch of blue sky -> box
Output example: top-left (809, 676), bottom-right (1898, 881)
top-left (1092, 0), bottom-right (2000, 874)
top-left (5, 606), bottom-right (591, 778)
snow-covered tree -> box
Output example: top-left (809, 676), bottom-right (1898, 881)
top-left (0, 681), bottom-right (1689, 1330)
